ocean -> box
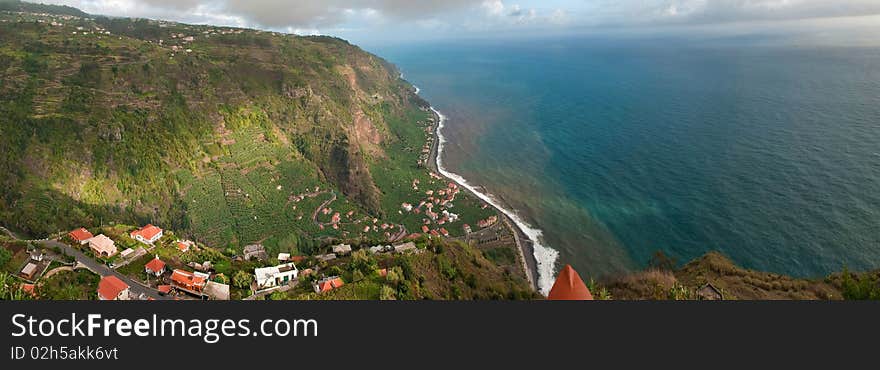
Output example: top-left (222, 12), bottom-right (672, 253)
top-left (369, 38), bottom-right (880, 293)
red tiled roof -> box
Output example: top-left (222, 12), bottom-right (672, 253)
top-left (171, 269), bottom-right (207, 288)
top-left (21, 283), bottom-right (36, 297)
top-left (145, 257), bottom-right (166, 273)
top-left (318, 277), bottom-right (344, 292)
top-left (98, 275), bottom-right (129, 300)
top-left (547, 265), bottom-right (593, 300)
top-left (131, 224), bottom-right (162, 240)
top-left (421, 225), bottom-right (430, 233)
top-left (290, 255), bottom-right (306, 263)
top-left (177, 242), bottom-right (190, 251)
top-left (68, 228), bottom-right (93, 242)
top-left (157, 285), bottom-right (172, 294)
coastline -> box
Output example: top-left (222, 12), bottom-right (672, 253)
top-left (420, 99), bottom-right (554, 294)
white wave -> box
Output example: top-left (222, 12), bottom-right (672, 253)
top-left (428, 105), bottom-right (559, 295)
top-left (414, 85), bottom-right (421, 94)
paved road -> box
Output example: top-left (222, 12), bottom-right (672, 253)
top-left (35, 239), bottom-right (168, 300)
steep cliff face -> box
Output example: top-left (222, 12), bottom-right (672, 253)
top-left (0, 3), bottom-right (426, 246)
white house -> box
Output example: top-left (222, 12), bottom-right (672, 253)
top-left (331, 244), bottom-right (352, 255)
top-left (254, 262), bottom-right (298, 290)
top-left (130, 224), bottom-right (163, 245)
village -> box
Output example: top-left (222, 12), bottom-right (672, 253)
top-left (3, 218), bottom-right (459, 301)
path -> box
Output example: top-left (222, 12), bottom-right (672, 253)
top-left (33, 239), bottom-right (168, 300)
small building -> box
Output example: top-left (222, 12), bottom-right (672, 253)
top-left (157, 285), bottom-right (172, 295)
top-left (254, 262), bottom-right (299, 290)
top-left (97, 275), bottom-right (130, 301)
top-left (463, 224), bottom-right (472, 234)
top-left (313, 276), bottom-right (344, 293)
top-left (119, 248), bottom-right (135, 259)
top-left (88, 234), bottom-right (118, 258)
top-left (176, 240), bottom-right (194, 252)
top-left (277, 253), bottom-right (291, 262)
top-left (19, 262), bottom-right (40, 280)
top-left (144, 256), bottom-right (166, 277)
top-left (331, 244), bottom-right (352, 255)
top-left (243, 244), bottom-right (268, 261)
top-left (315, 253), bottom-right (337, 262)
top-left (393, 242), bottom-right (417, 254)
top-left (68, 228), bottom-right (93, 245)
top-left (130, 224), bottom-right (163, 245)
top-left (170, 269), bottom-right (208, 293)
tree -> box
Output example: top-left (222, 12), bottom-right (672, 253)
top-left (352, 269), bottom-right (364, 282)
top-left (268, 291), bottom-right (286, 300)
top-left (350, 249), bottom-right (376, 272)
top-left (213, 274), bottom-right (229, 285)
top-left (232, 270), bottom-right (252, 289)
top-left (379, 285), bottom-right (396, 300)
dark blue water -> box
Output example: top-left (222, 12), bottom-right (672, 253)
top-left (370, 39), bottom-right (880, 286)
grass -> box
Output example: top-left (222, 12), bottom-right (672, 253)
top-left (36, 269), bottom-right (99, 300)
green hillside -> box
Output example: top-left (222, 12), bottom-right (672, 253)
top-left (0, 2), bottom-right (494, 254)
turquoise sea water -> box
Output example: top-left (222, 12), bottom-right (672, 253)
top-left (370, 39), bottom-right (880, 287)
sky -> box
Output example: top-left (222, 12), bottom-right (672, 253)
top-left (39, 0), bottom-right (880, 46)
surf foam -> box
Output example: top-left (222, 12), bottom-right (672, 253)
top-left (428, 106), bottom-right (559, 295)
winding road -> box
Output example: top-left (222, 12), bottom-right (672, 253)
top-left (2, 225), bottom-right (167, 300)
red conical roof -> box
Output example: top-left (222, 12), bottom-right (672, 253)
top-left (547, 265), bottom-right (593, 300)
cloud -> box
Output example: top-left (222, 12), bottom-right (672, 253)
top-left (39, 0), bottom-right (880, 42)
top-left (588, 0), bottom-right (880, 26)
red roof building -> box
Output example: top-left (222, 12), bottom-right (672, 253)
top-left (547, 265), bottom-right (593, 300)
top-left (130, 224), bottom-right (164, 244)
top-left (144, 256), bottom-right (166, 276)
top-left (68, 228), bottom-right (93, 244)
top-left (170, 269), bottom-right (208, 293)
top-left (97, 275), bottom-right (130, 300)
top-left (313, 276), bottom-right (344, 293)
top-left (157, 285), bottom-right (172, 295)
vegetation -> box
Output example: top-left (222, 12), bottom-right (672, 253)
top-left (36, 269), bottom-right (99, 300)
top-left (0, 3), bottom-right (496, 254)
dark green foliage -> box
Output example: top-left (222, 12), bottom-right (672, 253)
top-left (840, 267), bottom-right (880, 300)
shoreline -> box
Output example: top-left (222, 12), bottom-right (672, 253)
top-left (422, 102), bottom-right (550, 294)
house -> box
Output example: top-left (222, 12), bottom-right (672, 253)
top-left (463, 224), bottom-right (472, 234)
top-left (68, 228), bottom-right (93, 245)
top-left (313, 276), bottom-right (344, 293)
top-left (393, 242), bottom-right (417, 254)
top-left (315, 253), bottom-right (337, 262)
top-left (144, 256), bottom-right (166, 277)
top-left (88, 234), bottom-right (118, 257)
top-left (170, 269), bottom-right (209, 293)
top-left (130, 224), bottom-right (164, 245)
top-left (277, 253), bottom-right (291, 262)
top-left (331, 244), bottom-right (352, 255)
top-left (120, 248), bottom-right (135, 259)
top-left (157, 285), bottom-right (172, 295)
top-left (176, 240), bottom-right (194, 252)
top-left (97, 275), bottom-right (130, 300)
top-left (439, 228), bottom-right (449, 237)
top-left (254, 262), bottom-right (298, 290)
top-left (243, 244), bottom-right (268, 261)
top-left (19, 262), bottom-right (40, 280)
